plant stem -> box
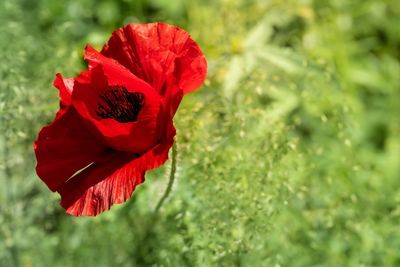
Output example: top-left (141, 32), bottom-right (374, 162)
top-left (155, 142), bottom-right (177, 212)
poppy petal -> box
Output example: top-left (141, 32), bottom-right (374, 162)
top-left (53, 73), bottom-right (74, 118)
top-left (84, 44), bottom-right (155, 93)
top-left (101, 22), bottom-right (207, 96)
top-left (58, 122), bottom-right (176, 216)
top-left (34, 107), bottom-right (111, 192)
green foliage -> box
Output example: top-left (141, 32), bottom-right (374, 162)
top-left (0, 0), bottom-right (399, 266)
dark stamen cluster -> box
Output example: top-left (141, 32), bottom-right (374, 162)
top-left (96, 86), bottom-right (145, 123)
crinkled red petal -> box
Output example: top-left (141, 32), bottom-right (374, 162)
top-left (53, 73), bottom-right (74, 119)
top-left (101, 22), bottom-right (207, 97)
top-left (58, 121), bottom-right (176, 216)
top-left (34, 107), bottom-right (111, 192)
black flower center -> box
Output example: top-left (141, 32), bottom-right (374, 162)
top-left (96, 86), bottom-right (145, 123)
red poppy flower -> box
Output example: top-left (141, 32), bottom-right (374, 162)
top-left (34, 22), bottom-right (207, 216)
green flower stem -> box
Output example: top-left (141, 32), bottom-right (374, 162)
top-left (155, 141), bottom-right (177, 213)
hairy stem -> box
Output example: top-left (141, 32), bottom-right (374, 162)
top-left (155, 142), bottom-right (177, 212)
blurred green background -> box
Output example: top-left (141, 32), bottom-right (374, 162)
top-left (0, 0), bottom-right (399, 266)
